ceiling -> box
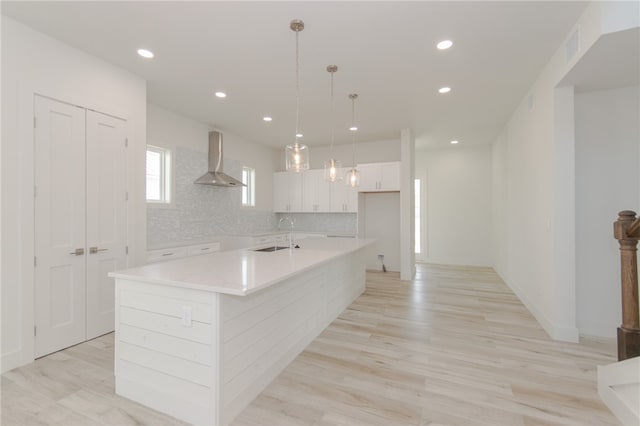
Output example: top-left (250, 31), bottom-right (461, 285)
top-left (2, 1), bottom-right (589, 150)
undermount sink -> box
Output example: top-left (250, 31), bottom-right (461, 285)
top-left (253, 246), bottom-right (289, 252)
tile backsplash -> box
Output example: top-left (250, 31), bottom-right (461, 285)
top-left (278, 213), bottom-right (357, 235)
top-left (147, 147), bottom-right (278, 247)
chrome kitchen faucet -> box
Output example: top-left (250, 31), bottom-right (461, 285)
top-left (278, 217), bottom-right (295, 250)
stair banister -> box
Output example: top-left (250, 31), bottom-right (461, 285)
top-left (613, 210), bottom-right (640, 360)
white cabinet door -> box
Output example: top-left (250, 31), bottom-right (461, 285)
top-left (85, 110), bottom-right (127, 340)
top-left (302, 169), bottom-right (330, 212)
top-left (331, 177), bottom-right (358, 212)
top-left (356, 162), bottom-right (401, 192)
top-left (380, 162), bottom-right (401, 191)
top-left (34, 96), bottom-right (87, 357)
top-left (357, 164), bottom-right (380, 192)
top-left (273, 171), bottom-right (302, 212)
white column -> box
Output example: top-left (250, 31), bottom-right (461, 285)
top-left (400, 128), bottom-right (415, 280)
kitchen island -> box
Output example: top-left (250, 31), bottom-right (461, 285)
top-left (109, 237), bottom-right (373, 426)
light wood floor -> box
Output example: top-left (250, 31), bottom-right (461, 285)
top-left (2, 264), bottom-right (619, 426)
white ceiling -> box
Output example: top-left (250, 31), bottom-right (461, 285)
top-left (2, 1), bottom-right (590, 150)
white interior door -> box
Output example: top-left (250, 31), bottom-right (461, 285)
top-left (86, 110), bottom-right (127, 339)
top-left (34, 96), bottom-right (87, 358)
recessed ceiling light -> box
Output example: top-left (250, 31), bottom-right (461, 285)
top-left (214, 92), bottom-right (227, 98)
top-left (438, 87), bottom-right (451, 94)
top-left (349, 126), bottom-right (358, 131)
top-left (437, 40), bottom-right (453, 50)
top-left (263, 116), bottom-right (273, 122)
top-left (296, 133), bottom-right (303, 138)
top-left (137, 48), bottom-right (154, 59)
top-left (450, 140), bottom-right (459, 144)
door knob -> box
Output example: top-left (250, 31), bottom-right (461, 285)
top-left (89, 247), bottom-right (108, 254)
top-left (69, 248), bottom-right (85, 256)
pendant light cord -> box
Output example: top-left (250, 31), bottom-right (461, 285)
top-left (295, 29), bottom-right (300, 145)
top-left (351, 96), bottom-right (356, 166)
top-left (330, 69), bottom-right (335, 156)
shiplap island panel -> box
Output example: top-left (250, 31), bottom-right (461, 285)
top-left (109, 237), bottom-right (373, 425)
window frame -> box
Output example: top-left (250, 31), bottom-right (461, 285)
top-left (146, 145), bottom-right (174, 208)
top-left (241, 166), bottom-right (256, 208)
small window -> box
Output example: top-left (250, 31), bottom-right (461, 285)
top-left (242, 166), bottom-right (255, 207)
top-left (146, 145), bottom-right (171, 204)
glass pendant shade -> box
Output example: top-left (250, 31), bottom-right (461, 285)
top-left (324, 158), bottom-right (342, 182)
top-left (346, 167), bottom-right (360, 188)
top-left (286, 142), bottom-right (309, 172)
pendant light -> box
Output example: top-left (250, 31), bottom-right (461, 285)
top-left (285, 20), bottom-right (309, 172)
top-left (345, 93), bottom-right (360, 187)
top-left (323, 65), bottom-right (342, 182)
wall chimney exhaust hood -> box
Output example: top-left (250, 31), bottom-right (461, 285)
top-left (194, 131), bottom-right (246, 187)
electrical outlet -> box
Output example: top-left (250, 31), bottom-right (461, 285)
top-left (182, 306), bottom-right (192, 326)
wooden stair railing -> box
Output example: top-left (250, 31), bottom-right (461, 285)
top-left (613, 210), bottom-right (640, 360)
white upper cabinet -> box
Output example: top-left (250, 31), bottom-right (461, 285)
top-left (273, 171), bottom-right (302, 213)
top-left (357, 161), bottom-right (401, 192)
top-left (273, 163), bottom-right (399, 213)
top-left (302, 169), bottom-right (331, 212)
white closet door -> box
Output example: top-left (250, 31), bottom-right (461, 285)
top-left (86, 110), bottom-right (127, 339)
top-left (34, 96), bottom-right (87, 358)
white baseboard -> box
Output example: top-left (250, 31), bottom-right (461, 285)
top-left (1, 350), bottom-right (28, 374)
top-left (503, 276), bottom-right (579, 343)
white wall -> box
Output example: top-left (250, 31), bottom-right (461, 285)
top-left (415, 145), bottom-right (493, 267)
top-left (575, 86), bottom-right (640, 337)
top-left (360, 192), bottom-right (401, 272)
top-left (491, 2), bottom-right (639, 341)
top-left (492, 130), bottom-right (509, 277)
top-left (1, 17), bottom-right (147, 372)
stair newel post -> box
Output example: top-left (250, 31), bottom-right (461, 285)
top-left (613, 210), bottom-right (640, 360)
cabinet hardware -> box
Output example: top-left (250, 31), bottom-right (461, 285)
top-left (89, 247), bottom-right (108, 254)
top-left (69, 248), bottom-right (85, 256)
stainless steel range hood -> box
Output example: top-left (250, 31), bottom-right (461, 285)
top-left (194, 131), bottom-right (245, 187)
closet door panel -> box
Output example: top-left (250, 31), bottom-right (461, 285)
top-left (34, 95), bottom-right (87, 357)
top-left (86, 110), bottom-right (127, 339)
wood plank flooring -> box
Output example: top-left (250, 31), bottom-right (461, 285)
top-left (2, 264), bottom-right (619, 425)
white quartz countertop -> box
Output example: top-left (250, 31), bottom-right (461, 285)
top-left (109, 237), bottom-right (374, 296)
